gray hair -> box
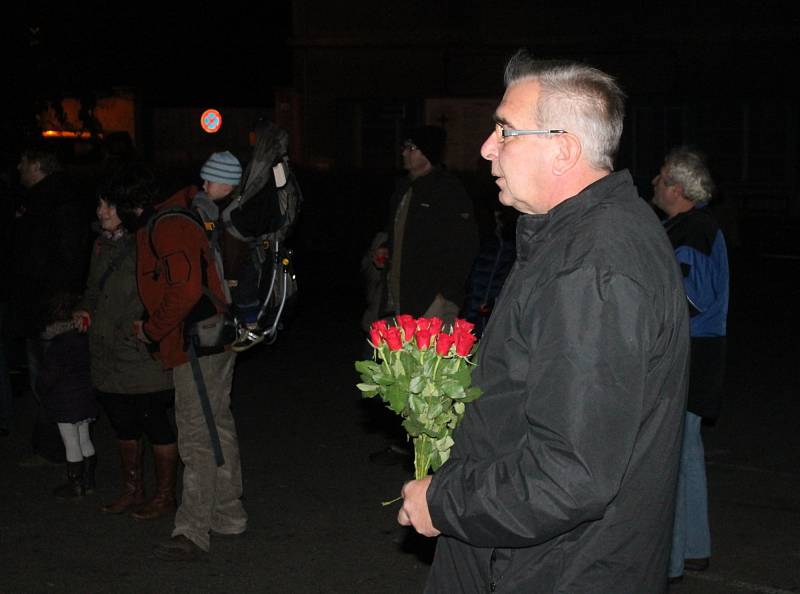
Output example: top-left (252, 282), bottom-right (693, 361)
top-left (504, 49), bottom-right (626, 171)
top-left (662, 147), bottom-right (714, 204)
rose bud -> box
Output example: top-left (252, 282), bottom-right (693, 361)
top-left (436, 333), bottom-right (454, 356)
top-left (454, 330), bottom-right (477, 357)
top-left (385, 326), bottom-right (404, 351)
top-left (415, 329), bottom-right (433, 350)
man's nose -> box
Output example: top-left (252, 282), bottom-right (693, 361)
top-left (480, 131), bottom-right (498, 161)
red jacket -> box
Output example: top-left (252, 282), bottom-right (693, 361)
top-left (136, 186), bottom-right (228, 368)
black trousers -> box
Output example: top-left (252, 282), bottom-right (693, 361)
top-left (98, 389), bottom-right (176, 445)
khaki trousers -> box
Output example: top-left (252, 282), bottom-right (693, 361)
top-left (171, 351), bottom-right (246, 551)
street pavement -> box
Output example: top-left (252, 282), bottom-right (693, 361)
top-left (1, 250), bottom-right (798, 593)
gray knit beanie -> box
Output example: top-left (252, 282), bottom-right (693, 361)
top-left (200, 151), bottom-right (242, 185)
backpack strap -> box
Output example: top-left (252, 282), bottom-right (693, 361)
top-left (145, 206), bottom-right (205, 261)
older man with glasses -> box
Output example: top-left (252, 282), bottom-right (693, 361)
top-left (398, 49), bottom-right (691, 593)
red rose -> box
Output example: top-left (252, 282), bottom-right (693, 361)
top-left (416, 317), bottom-right (432, 332)
top-left (415, 328), bottom-right (433, 350)
top-left (396, 314), bottom-right (414, 326)
top-left (454, 329), bottom-right (477, 357)
top-left (436, 333), bottom-right (454, 356)
top-left (429, 316), bottom-right (443, 336)
top-left (369, 328), bottom-right (383, 347)
top-left (371, 320), bottom-right (389, 337)
top-left (385, 326), bottom-right (404, 351)
top-left (454, 318), bottom-right (476, 334)
top-left (398, 317), bottom-right (416, 342)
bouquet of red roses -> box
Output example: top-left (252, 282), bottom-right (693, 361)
top-left (355, 315), bottom-right (482, 481)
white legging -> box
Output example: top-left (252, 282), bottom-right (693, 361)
top-left (57, 421), bottom-right (95, 463)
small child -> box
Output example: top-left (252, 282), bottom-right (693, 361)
top-left (37, 292), bottom-right (99, 498)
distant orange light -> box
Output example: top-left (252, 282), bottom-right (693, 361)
top-left (41, 130), bottom-right (97, 139)
top-left (201, 109), bottom-right (222, 134)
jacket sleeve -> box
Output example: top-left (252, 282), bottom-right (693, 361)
top-left (674, 242), bottom-right (717, 317)
top-left (142, 217), bottom-right (205, 342)
top-left (427, 266), bottom-right (654, 548)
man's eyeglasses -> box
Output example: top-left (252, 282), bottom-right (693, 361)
top-left (494, 122), bottom-right (567, 143)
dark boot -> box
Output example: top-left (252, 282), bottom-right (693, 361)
top-left (53, 461), bottom-right (85, 498)
top-left (131, 443), bottom-right (178, 521)
top-left (82, 454), bottom-right (97, 494)
top-left (101, 439), bottom-right (145, 514)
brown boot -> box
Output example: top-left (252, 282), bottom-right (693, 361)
top-left (131, 443), bottom-right (178, 520)
top-left (101, 439), bottom-right (145, 514)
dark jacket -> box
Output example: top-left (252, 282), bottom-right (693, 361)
top-left (79, 231), bottom-right (173, 394)
top-left (663, 206), bottom-right (729, 419)
top-left (386, 168), bottom-right (478, 316)
top-left (426, 171), bottom-right (690, 594)
top-left (462, 224), bottom-right (516, 338)
top-left (37, 324), bottom-right (98, 424)
top-left (7, 172), bottom-right (88, 337)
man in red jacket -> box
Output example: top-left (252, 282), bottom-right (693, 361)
top-left (118, 154), bottom-right (247, 561)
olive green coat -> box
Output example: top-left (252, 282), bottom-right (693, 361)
top-left (79, 232), bottom-right (173, 394)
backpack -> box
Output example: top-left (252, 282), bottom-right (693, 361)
top-left (145, 206), bottom-right (236, 349)
top-left (219, 121), bottom-right (301, 344)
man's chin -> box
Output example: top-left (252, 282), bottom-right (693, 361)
top-left (497, 190), bottom-right (513, 207)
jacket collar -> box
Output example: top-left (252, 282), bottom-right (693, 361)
top-left (515, 170), bottom-right (635, 261)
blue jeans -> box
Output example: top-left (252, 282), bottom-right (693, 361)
top-left (669, 411), bottom-right (710, 577)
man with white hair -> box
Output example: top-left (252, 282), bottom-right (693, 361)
top-left (652, 147), bottom-right (728, 583)
top-left (398, 49), bottom-right (690, 593)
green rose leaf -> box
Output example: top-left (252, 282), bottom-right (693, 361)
top-left (355, 360), bottom-right (381, 375)
top-left (453, 364), bottom-right (472, 388)
top-left (402, 417), bottom-right (426, 437)
top-left (441, 380), bottom-right (466, 399)
top-left (408, 393), bottom-right (426, 414)
top-left (409, 375), bottom-right (425, 394)
top-left (385, 384), bottom-right (409, 414)
top-left (356, 382), bottom-right (380, 394)
top-left (462, 386), bottom-right (483, 402)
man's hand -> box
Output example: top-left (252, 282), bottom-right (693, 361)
top-left (133, 320), bottom-right (151, 344)
top-left (398, 475), bottom-right (440, 537)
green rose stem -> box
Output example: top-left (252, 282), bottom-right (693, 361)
top-left (380, 434), bottom-right (433, 507)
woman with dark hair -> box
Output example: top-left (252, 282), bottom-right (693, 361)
top-left (74, 163), bottom-right (177, 520)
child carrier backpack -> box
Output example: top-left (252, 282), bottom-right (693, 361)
top-left (220, 121), bottom-right (303, 351)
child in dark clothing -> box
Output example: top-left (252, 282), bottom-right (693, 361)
top-left (37, 292), bottom-right (99, 498)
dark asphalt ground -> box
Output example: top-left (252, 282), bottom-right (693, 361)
top-left (1, 249), bottom-right (799, 594)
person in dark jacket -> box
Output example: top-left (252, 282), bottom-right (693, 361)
top-left (376, 125), bottom-right (479, 321)
top-left (11, 143), bottom-right (88, 465)
top-left (652, 147), bottom-right (728, 583)
top-left (368, 125), bottom-right (479, 466)
top-left (37, 292), bottom-right (99, 498)
top-left (398, 50), bottom-right (690, 594)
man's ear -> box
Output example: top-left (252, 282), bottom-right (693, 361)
top-left (551, 133), bottom-right (582, 176)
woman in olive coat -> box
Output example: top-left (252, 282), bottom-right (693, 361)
top-left (75, 168), bottom-right (177, 520)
